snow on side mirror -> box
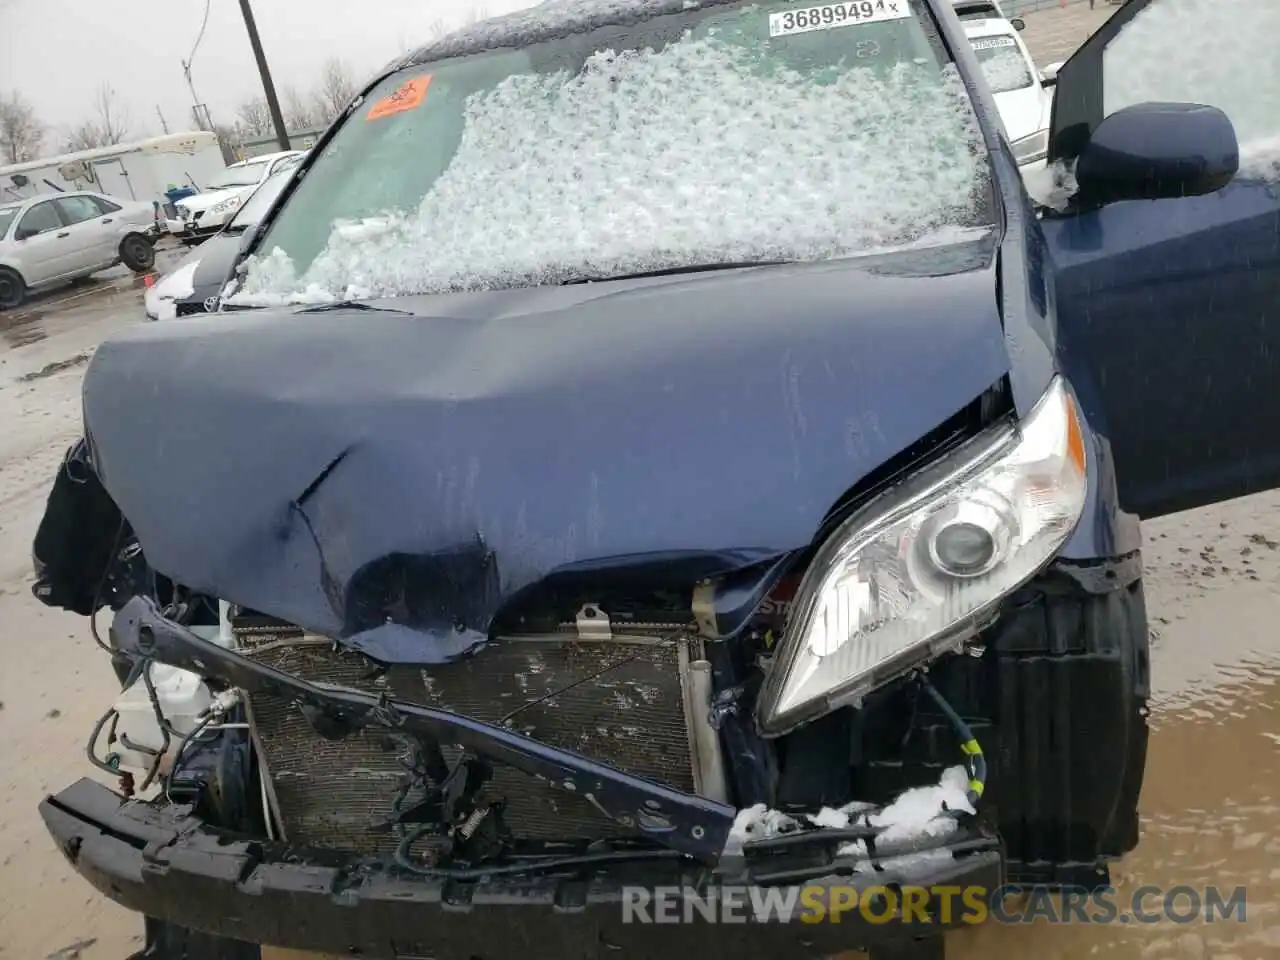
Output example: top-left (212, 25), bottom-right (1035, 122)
top-left (1040, 60), bottom-right (1063, 87)
top-left (1075, 101), bottom-right (1239, 206)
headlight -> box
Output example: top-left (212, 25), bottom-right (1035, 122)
top-left (1012, 129), bottom-right (1049, 165)
top-left (176, 205), bottom-right (190, 219)
top-left (757, 377), bottom-right (1087, 735)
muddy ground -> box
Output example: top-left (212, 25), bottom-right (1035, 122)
top-left (1, 7), bottom-right (1277, 957)
top-left (3, 267), bottom-right (1277, 960)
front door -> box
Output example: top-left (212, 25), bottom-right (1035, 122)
top-left (1040, 0), bottom-right (1280, 520)
top-left (12, 200), bottom-right (71, 285)
top-left (53, 195), bottom-right (119, 273)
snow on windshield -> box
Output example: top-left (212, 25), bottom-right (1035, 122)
top-left (1103, 0), bottom-right (1279, 180)
top-left (413, 0), bottom-right (708, 61)
top-left (971, 38), bottom-right (1031, 94)
top-left (232, 33), bottom-right (988, 304)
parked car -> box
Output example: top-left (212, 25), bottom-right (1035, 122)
top-left (951, 0), bottom-right (1020, 23)
top-left (963, 15), bottom-right (1053, 168)
top-left (164, 150), bottom-right (304, 245)
top-left (0, 191), bottom-right (157, 310)
top-left (144, 164), bottom-right (297, 321)
top-left (30, 0), bottom-right (1280, 958)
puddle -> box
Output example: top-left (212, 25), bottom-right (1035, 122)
top-left (946, 495), bottom-right (1280, 960)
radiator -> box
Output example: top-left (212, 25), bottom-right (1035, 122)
top-left (242, 627), bottom-right (698, 857)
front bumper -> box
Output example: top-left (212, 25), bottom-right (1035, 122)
top-left (42, 778), bottom-right (1003, 958)
top-left (165, 217), bottom-right (226, 241)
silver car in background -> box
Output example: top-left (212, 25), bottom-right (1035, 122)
top-left (0, 191), bottom-right (158, 310)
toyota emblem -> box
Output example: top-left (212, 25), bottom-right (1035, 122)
top-left (203, 296), bottom-right (221, 313)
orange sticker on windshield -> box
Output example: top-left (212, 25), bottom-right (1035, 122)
top-left (367, 75), bottom-right (433, 120)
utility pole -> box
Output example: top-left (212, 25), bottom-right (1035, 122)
top-left (237, 0), bottom-right (291, 151)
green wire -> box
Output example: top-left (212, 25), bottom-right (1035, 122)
top-left (918, 672), bottom-right (987, 810)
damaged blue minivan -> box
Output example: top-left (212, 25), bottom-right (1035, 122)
top-left (31, 0), bottom-right (1280, 957)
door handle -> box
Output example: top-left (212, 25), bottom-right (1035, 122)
top-left (101, 218), bottom-right (113, 224)
top-left (56, 231), bottom-right (70, 238)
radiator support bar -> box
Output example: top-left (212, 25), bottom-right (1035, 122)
top-left (109, 596), bottom-right (737, 863)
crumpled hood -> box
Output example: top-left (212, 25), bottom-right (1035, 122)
top-left (83, 238), bottom-right (1011, 659)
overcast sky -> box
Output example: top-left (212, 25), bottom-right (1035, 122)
top-left (0, 0), bottom-right (533, 140)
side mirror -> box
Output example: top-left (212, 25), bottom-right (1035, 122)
top-left (1010, 16), bottom-right (1026, 30)
top-left (1040, 60), bottom-right (1063, 87)
top-left (1075, 102), bottom-right (1239, 206)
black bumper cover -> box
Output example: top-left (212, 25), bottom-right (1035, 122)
top-left (42, 778), bottom-right (1003, 959)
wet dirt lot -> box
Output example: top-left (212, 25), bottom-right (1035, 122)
top-left (1, 8), bottom-right (1277, 957)
top-left (2, 276), bottom-right (1277, 960)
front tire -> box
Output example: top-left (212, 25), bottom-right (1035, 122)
top-left (0, 266), bottom-right (25, 310)
top-left (120, 234), bottom-right (157, 273)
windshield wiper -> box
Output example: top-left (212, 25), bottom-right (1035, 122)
top-left (561, 260), bottom-right (793, 285)
top-left (294, 301), bottom-right (414, 316)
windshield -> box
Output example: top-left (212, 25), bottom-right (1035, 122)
top-left (0, 206), bottom-right (18, 239)
top-left (227, 167), bottom-right (294, 232)
top-left (206, 160), bottom-right (273, 191)
top-left (237, 0), bottom-right (991, 303)
top-left (970, 35), bottom-right (1033, 93)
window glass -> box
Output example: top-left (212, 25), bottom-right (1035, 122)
top-left (17, 202), bottom-right (62, 236)
top-left (56, 195), bottom-right (105, 225)
top-left (0, 205), bottom-right (19, 239)
top-left (240, 0), bottom-right (992, 303)
top-left (970, 36), bottom-right (1032, 93)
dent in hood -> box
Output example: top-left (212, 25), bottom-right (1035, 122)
top-left (83, 241), bottom-right (1010, 662)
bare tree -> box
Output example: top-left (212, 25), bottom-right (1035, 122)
top-left (0, 89), bottom-right (44, 164)
top-left (61, 84), bottom-right (133, 152)
top-left (91, 83), bottom-right (131, 145)
top-left (283, 86), bottom-right (321, 132)
top-left (212, 123), bottom-right (241, 164)
top-left (62, 121), bottom-right (106, 153)
top-left (235, 97), bottom-right (272, 138)
top-left (314, 57), bottom-right (357, 125)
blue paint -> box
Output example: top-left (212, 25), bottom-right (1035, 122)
top-left (75, 0), bottom-right (1280, 662)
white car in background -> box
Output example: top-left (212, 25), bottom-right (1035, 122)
top-left (954, 0), bottom-right (1054, 170)
top-left (0, 191), bottom-right (158, 310)
top-left (166, 150), bottom-right (304, 245)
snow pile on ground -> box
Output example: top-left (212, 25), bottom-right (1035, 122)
top-left (726, 764), bottom-right (974, 875)
top-left (232, 34), bottom-right (987, 304)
